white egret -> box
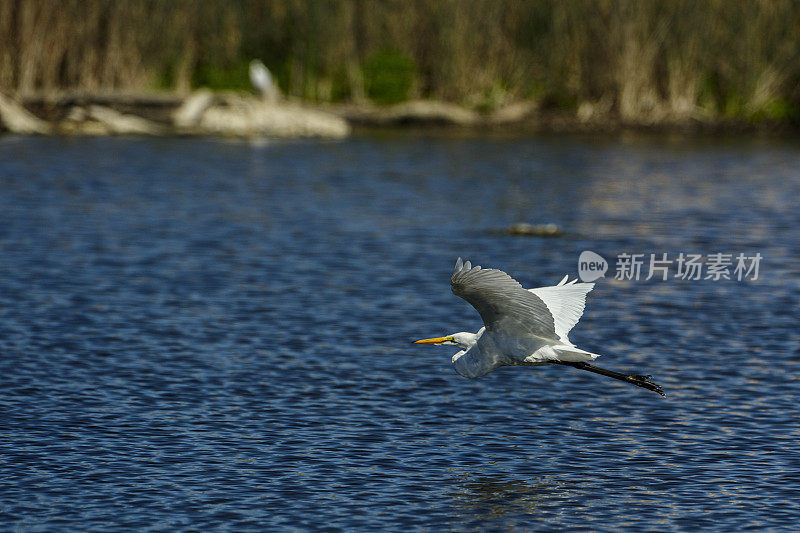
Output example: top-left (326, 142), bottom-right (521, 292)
top-left (414, 258), bottom-right (665, 396)
top-left (249, 59), bottom-right (280, 102)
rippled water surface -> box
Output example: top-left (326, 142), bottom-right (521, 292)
top-left (1, 133), bottom-right (799, 530)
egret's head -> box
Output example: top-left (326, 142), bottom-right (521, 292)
top-left (413, 332), bottom-right (476, 349)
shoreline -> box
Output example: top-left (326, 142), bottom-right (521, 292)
top-left (2, 90), bottom-right (798, 139)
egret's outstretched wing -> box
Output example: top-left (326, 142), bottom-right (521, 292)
top-left (529, 278), bottom-right (594, 345)
top-left (450, 258), bottom-right (557, 340)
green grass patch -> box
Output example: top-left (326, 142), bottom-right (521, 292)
top-left (193, 60), bottom-right (252, 91)
top-left (752, 99), bottom-right (800, 122)
top-left (363, 49), bottom-right (416, 105)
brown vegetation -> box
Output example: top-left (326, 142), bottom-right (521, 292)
top-left (1, 0), bottom-right (799, 124)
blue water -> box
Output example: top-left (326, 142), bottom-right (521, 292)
top-left (1, 133), bottom-right (798, 530)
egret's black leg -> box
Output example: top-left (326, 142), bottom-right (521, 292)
top-left (557, 361), bottom-right (666, 397)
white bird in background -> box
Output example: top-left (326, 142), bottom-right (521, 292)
top-left (249, 59), bottom-right (279, 102)
top-left (414, 258), bottom-right (665, 396)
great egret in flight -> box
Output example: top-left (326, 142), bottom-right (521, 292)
top-left (414, 258), bottom-right (665, 396)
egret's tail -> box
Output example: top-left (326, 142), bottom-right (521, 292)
top-left (552, 345), bottom-right (601, 362)
top-left (557, 361), bottom-right (666, 397)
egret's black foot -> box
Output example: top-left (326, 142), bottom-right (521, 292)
top-left (627, 374), bottom-right (666, 397)
top-left (558, 361), bottom-right (666, 397)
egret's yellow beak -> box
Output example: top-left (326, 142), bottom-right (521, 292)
top-left (413, 336), bottom-right (453, 345)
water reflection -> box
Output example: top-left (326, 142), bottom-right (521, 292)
top-left (452, 474), bottom-right (577, 521)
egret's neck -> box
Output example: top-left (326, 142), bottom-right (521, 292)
top-left (451, 328), bottom-right (499, 378)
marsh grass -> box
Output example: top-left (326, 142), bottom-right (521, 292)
top-left (1, 0), bottom-right (798, 123)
